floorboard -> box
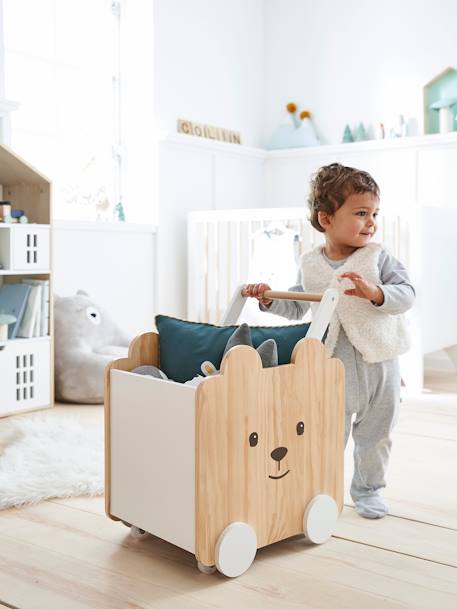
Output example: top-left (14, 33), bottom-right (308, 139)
top-left (0, 375), bottom-right (456, 609)
top-left (344, 397), bottom-right (457, 529)
top-left (335, 507), bottom-right (457, 567)
top-left (0, 506), bottom-right (456, 609)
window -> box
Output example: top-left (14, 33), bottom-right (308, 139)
top-left (3, 0), bottom-right (125, 222)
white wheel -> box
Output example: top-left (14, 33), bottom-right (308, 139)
top-left (303, 494), bottom-right (338, 544)
top-left (130, 526), bottom-right (149, 540)
top-left (197, 561), bottom-right (216, 574)
top-left (215, 522), bottom-right (257, 577)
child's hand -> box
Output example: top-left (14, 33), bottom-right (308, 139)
top-left (243, 283), bottom-right (273, 307)
top-left (339, 272), bottom-right (384, 305)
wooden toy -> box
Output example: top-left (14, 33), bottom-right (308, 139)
top-left (105, 287), bottom-right (344, 577)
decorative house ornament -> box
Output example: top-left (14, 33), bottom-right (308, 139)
top-left (423, 67), bottom-right (457, 134)
top-left (429, 97), bottom-right (457, 134)
top-left (177, 119), bottom-right (241, 145)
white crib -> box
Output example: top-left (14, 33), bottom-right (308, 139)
top-left (187, 207), bottom-right (432, 392)
top-left (188, 207), bottom-right (410, 325)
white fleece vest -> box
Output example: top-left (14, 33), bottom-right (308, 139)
top-left (300, 243), bottom-right (410, 362)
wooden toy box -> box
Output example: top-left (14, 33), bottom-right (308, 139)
top-left (105, 301), bottom-right (345, 577)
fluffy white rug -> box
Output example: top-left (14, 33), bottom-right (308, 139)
top-left (0, 414), bottom-right (104, 509)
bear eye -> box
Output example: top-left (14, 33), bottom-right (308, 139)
top-left (296, 421), bottom-right (304, 435)
top-left (86, 306), bottom-right (101, 325)
top-left (249, 432), bottom-right (258, 447)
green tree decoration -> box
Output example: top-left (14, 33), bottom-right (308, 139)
top-left (342, 124), bottom-right (354, 143)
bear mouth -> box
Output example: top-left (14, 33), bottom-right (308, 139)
top-left (269, 470), bottom-right (290, 480)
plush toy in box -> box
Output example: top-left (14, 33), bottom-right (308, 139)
top-left (54, 291), bottom-right (130, 404)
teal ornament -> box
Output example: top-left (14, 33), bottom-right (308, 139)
top-left (114, 202), bottom-right (125, 222)
top-left (3, 215), bottom-right (13, 223)
top-left (354, 122), bottom-right (368, 141)
top-left (19, 215), bottom-right (29, 224)
top-left (342, 124), bottom-right (354, 143)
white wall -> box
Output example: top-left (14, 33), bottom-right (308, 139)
top-left (153, 0), bottom-right (267, 316)
top-left (154, 0), bottom-right (265, 148)
top-left (53, 223), bottom-right (155, 339)
top-left (264, 0), bottom-right (457, 145)
top-left (155, 136), bottom-right (265, 318)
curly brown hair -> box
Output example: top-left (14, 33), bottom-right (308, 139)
top-left (308, 163), bottom-right (380, 233)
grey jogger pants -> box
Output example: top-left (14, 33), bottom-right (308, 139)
top-left (333, 331), bottom-right (401, 501)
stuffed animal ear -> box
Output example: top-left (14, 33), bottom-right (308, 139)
top-left (131, 365), bottom-right (168, 380)
top-left (223, 323), bottom-right (253, 356)
top-left (256, 338), bottom-right (278, 368)
top-left (77, 289), bottom-right (89, 297)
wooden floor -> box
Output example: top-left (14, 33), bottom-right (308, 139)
top-left (0, 371), bottom-right (456, 609)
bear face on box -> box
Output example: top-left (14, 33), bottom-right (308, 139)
top-left (195, 339), bottom-right (344, 567)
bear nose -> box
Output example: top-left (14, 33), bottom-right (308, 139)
top-left (271, 446), bottom-right (288, 462)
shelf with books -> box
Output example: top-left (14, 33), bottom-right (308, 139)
top-left (0, 142), bottom-right (53, 417)
top-left (0, 278), bottom-right (51, 340)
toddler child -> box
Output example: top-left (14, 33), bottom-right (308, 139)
top-left (245, 163), bottom-right (415, 519)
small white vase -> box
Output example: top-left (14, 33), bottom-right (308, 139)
top-left (0, 324), bottom-right (8, 341)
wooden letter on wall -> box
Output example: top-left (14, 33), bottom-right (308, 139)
top-left (178, 119), bottom-right (241, 145)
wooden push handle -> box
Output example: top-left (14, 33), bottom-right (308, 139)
top-left (241, 288), bottom-right (322, 302)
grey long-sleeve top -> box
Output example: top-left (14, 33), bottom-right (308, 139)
top-left (263, 248), bottom-right (415, 323)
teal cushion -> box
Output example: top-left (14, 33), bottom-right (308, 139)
top-left (155, 315), bottom-right (311, 383)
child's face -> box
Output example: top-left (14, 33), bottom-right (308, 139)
top-left (319, 192), bottom-right (380, 249)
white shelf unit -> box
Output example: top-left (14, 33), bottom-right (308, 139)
top-left (0, 143), bottom-right (53, 417)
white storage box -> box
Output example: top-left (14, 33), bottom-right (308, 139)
top-left (0, 225), bottom-right (50, 271)
top-left (0, 337), bottom-right (51, 416)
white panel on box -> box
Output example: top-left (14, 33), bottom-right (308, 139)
top-left (110, 371), bottom-right (196, 553)
top-left (0, 338), bottom-right (51, 415)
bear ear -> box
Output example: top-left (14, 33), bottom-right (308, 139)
top-left (76, 289), bottom-right (89, 297)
